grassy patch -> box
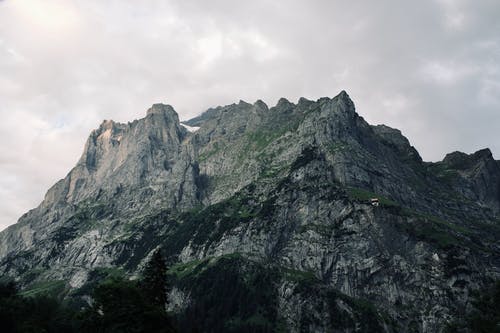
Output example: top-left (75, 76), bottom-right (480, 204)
top-left (260, 164), bottom-right (287, 179)
top-left (169, 254), bottom-right (246, 281)
top-left (415, 225), bottom-right (458, 249)
top-left (20, 280), bottom-right (66, 298)
top-left (70, 267), bottom-right (126, 298)
top-left (396, 209), bottom-right (471, 249)
top-left (93, 267), bottom-right (125, 280)
top-left (346, 187), bottom-right (398, 207)
top-left (282, 268), bottom-right (317, 284)
top-left (240, 121), bottom-right (300, 158)
top-left (247, 130), bottom-right (282, 151)
top-left (168, 259), bottom-right (207, 280)
top-left (163, 192), bottom-right (260, 256)
top-left (408, 210), bottom-right (471, 234)
top-left (427, 163), bottom-right (461, 184)
top-left (198, 141), bottom-right (224, 162)
top-left (327, 142), bottom-right (349, 154)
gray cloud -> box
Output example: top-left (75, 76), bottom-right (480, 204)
top-left (0, 0), bottom-right (499, 230)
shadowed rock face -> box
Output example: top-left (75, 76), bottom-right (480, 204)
top-left (1, 91), bottom-right (499, 332)
top-left (439, 149), bottom-right (500, 213)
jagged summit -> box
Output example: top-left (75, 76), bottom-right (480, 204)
top-left (0, 91), bottom-right (499, 333)
top-left (253, 99), bottom-right (268, 111)
top-left (442, 148), bottom-right (494, 166)
top-left (146, 103), bottom-right (177, 116)
top-left (275, 97), bottom-right (293, 108)
top-left (100, 119), bottom-right (115, 128)
top-left (237, 99), bottom-right (250, 106)
top-left (338, 89), bottom-right (349, 99)
top-left (297, 96), bottom-right (312, 106)
top-left (184, 91), bottom-right (355, 128)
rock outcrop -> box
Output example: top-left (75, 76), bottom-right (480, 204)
top-left (0, 91), bottom-right (499, 332)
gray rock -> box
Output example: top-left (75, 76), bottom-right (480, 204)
top-left (0, 91), bottom-right (499, 332)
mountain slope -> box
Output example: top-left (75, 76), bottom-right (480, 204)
top-left (1, 91), bottom-right (499, 332)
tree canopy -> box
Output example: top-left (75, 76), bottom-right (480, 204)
top-left (0, 249), bottom-right (175, 333)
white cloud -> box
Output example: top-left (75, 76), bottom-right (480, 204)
top-left (478, 79), bottom-right (500, 105)
top-left (435, 0), bottom-right (467, 30)
top-left (420, 61), bottom-right (478, 84)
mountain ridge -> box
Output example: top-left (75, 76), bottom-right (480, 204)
top-left (1, 91), bottom-right (499, 332)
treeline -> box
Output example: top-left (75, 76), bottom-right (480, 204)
top-left (0, 250), bottom-right (175, 333)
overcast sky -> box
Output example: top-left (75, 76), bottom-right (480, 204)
top-left (0, 0), bottom-right (499, 231)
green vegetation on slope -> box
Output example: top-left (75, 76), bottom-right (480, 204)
top-left (19, 280), bottom-right (67, 299)
top-left (163, 190), bottom-right (261, 257)
top-left (394, 208), bottom-right (482, 250)
top-left (346, 187), bottom-right (398, 207)
top-left (169, 255), bottom-right (282, 333)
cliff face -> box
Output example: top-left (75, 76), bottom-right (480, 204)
top-left (1, 91), bottom-right (499, 332)
top-left (0, 104), bottom-right (201, 275)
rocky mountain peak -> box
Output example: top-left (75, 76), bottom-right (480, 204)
top-left (253, 99), bottom-right (269, 111)
top-left (146, 103), bottom-right (176, 116)
top-left (237, 100), bottom-right (251, 107)
top-left (372, 124), bottom-right (406, 143)
top-left (442, 148), bottom-right (495, 170)
top-left (372, 124), bottom-right (423, 163)
top-left (439, 148), bottom-right (500, 213)
top-left (310, 92), bottom-right (357, 122)
top-left (42, 102), bottom-right (192, 209)
top-left (297, 97), bottom-right (313, 107)
top-left (472, 148), bottom-right (494, 160)
top-left (99, 119), bottom-right (115, 130)
top-left (337, 89), bottom-right (349, 99)
top-left (275, 97), bottom-right (294, 110)
top-left (333, 90), bottom-right (355, 112)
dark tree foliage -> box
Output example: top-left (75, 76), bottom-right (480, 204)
top-left (0, 280), bottom-right (77, 333)
top-left (141, 248), bottom-right (168, 308)
top-left (80, 277), bottom-right (174, 333)
top-left (465, 280), bottom-right (500, 333)
top-left (0, 266), bottom-right (175, 333)
top-left (173, 257), bottom-right (281, 333)
top-left (0, 280), bottom-right (17, 298)
top-left (445, 280), bottom-right (500, 333)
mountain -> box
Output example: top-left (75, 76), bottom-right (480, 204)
top-left (1, 91), bottom-right (499, 332)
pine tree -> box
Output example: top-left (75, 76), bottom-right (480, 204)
top-left (141, 248), bottom-right (168, 309)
